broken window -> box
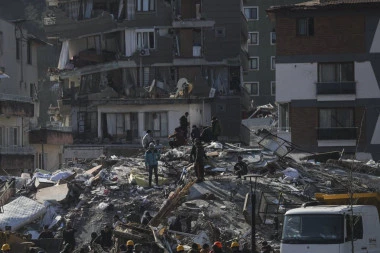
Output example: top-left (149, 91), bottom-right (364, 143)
top-left (105, 113), bottom-right (138, 140)
top-left (78, 112), bottom-right (97, 134)
top-left (136, 30), bottom-right (155, 49)
top-left (136, 0), bottom-right (155, 12)
top-left (80, 73), bottom-right (101, 94)
top-left (318, 62), bottom-right (354, 83)
top-left (144, 112), bottom-right (168, 137)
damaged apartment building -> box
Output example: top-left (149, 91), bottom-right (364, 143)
top-left (44, 0), bottom-right (250, 151)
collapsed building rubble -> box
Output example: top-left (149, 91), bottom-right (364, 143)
top-left (0, 140), bottom-right (378, 252)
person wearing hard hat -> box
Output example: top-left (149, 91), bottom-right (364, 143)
top-left (126, 240), bottom-right (134, 253)
top-left (176, 244), bottom-right (185, 253)
top-left (187, 243), bottom-right (199, 252)
top-left (210, 241), bottom-right (223, 253)
top-left (230, 241), bottom-right (241, 252)
top-left (1, 244), bottom-right (10, 253)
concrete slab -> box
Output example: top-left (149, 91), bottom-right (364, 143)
top-left (35, 183), bottom-right (69, 204)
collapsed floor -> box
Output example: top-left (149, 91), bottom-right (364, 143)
top-left (0, 141), bottom-right (379, 252)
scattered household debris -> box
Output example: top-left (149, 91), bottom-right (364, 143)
top-left (0, 139), bottom-right (378, 252)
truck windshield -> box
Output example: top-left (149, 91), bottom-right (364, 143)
top-left (282, 214), bottom-right (344, 244)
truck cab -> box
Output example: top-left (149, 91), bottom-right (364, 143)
top-left (281, 205), bottom-right (380, 253)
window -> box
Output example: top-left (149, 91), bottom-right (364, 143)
top-left (270, 31), bottom-right (276, 45)
top-left (297, 17), bottom-right (314, 36)
top-left (104, 113), bottom-right (139, 140)
top-left (136, 0), bottom-right (155, 12)
top-left (78, 112), bottom-right (97, 134)
top-left (245, 82), bottom-right (259, 96)
top-left (145, 112), bottom-right (168, 137)
top-left (16, 39), bottom-right (21, 60)
top-left (248, 32), bottom-right (259, 45)
top-left (318, 62), bottom-right (354, 82)
top-left (136, 30), bottom-right (155, 49)
top-left (319, 108), bottom-right (354, 128)
top-left (215, 27), bottom-right (226, 38)
top-left (9, 127), bottom-right (18, 146)
top-left (27, 40), bottom-right (32, 64)
top-left (249, 57), bottom-right (259, 70)
top-left (244, 7), bottom-right (258, 20)
top-left (346, 215), bottom-right (363, 241)
top-left (271, 81), bottom-right (276, 96)
top-left (271, 56), bottom-right (276, 70)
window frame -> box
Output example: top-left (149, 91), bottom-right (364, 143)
top-left (136, 0), bottom-right (155, 12)
top-left (243, 6), bottom-right (259, 20)
top-left (249, 57), bottom-right (259, 71)
top-left (318, 62), bottom-right (355, 83)
top-left (136, 29), bottom-right (155, 49)
top-left (244, 82), bottom-right (259, 96)
top-left (318, 108), bottom-right (355, 128)
top-left (296, 17), bottom-right (314, 36)
top-left (271, 81), bottom-right (276, 96)
top-left (248, 32), bottom-right (259, 45)
top-left (270, 31), bottom-right (276, 45)
top-left (271, 56), bottom-right (276, 70)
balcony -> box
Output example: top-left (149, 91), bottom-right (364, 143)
top-left (0, 100), bottom-right (34, 117)
top-left (317, 127), bottom-right (357, 140)
top-left (29, 128), bottom-right (73, 145)
top-left (316, 82), bottom-right (356, 95)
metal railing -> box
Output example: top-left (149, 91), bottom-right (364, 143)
top-left (316, 82), bottom-right (356, 95)
top-left (317, 127), bottom-right (357, 140)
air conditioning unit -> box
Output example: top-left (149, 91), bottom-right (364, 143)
top-left (140, 48), bottom-right (150, 56)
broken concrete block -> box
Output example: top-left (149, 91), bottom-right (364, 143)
top-left (84, 165), bottom-right (102, 176)
top-left (34, 178), bottom-right (55, 189)
top-left (35, 184), bottom-right (69, 204)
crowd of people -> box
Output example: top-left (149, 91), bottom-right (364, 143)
top-left (174, 240), bottom-right (272, 253)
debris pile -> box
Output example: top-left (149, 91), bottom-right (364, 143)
top-left (0, 141), bottom-right (379, 252)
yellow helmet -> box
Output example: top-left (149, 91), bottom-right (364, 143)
top-left (126, 240), bottom-right (134, 246)
top-left (231, 241), bottom-right (239, 248)
top-left (176, 244), bottom-right (184, 251)
top-left (1, 244), bottom-right (10, 251)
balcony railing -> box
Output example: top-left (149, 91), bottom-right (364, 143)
top-left (0, 146), bottom-right (35, 155)
top-left (317, 127), bottom-right (357, 140)
top-left (0, 93), bottom-right (32, 103)
top-left (316, 82), bottom-right (356, 95)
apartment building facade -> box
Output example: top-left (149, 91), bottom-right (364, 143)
top-left (268, 0), bottom-right (380, 160)
top-left (0, 19), bottom-right (40, 174)
top-left (43, 0), bottom-right (249, 147)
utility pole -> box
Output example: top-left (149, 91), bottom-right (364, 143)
top-left (244, 174), bottom-right (262, 253)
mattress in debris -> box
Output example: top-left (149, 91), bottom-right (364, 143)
top-left (0, 196), bottom-right (46, 231)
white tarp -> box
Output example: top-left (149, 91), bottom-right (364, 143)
top-left (0, 196), bottom-right (46, 231)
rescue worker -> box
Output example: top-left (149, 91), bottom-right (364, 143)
top-left (190, 125), bottom-right (200, 143)
top-left (234, 156), bottom-right (248, 178)
top-left (211, 116), bottom-right (221, 141)
top-left (180, 112), bottom-right (189, 138)
top-left (190, 139), bottom-right (207, 183)
top-left (168, 127), bottom-right (186, 148)
top-left (199, 126), bottom-right (213, 143)
top-left (188, 243), bottom-right (199, 253)
top-left (210, 241), bottom-right (223, 253)
top-left (141, 130), bottom-right (154, 149)
top-left (230, 241), bottom-right (241, 253)
top-left (100, 225), bottom-right (113, 249)
top-left (144, 143), bottom-right (160, 188)
top-left (38, 225), bottom-right (54, 239)
top-left (200, 243), bottom-right (209, 253)
top-left (62, 220), bottom-right (76, 252)
top-left (1, 244), bottom-right (10, 253)
top-left (176, 245), bottom-right (185, 253)
top-left (126, 240), bottom-right (134, 253)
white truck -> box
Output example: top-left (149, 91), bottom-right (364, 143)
top-left (280, 193), bottom-right (380, 253)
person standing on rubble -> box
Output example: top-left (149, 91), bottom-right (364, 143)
top-left (145, 142), bottom-right (160, 188)
top-left (180, 112), bottom-right (189, 139)
top-left (190, 125), bottom-right (200, 144)
top-left (62, 221), bottom-right (76, 252)
top-left (200, 243), bottom-right (209, 253)
top-left (168, 127), bottom-right (186, 148)
top-left (211, 116), bottom-right (221, 141)
top-left (38, 225), bottom-right (54, 239)
top-left (187, 243), bottom-right (199, 253)
top-left (142, 130), bottom-right (154, 149)
top-left (190, 139), bottom-right (207, 183)
top-left (230, 241), bottom-right (241, 253)
top-left (234, 156), bottom-right (248, 178)
top-left (100, 225), bottom-right (113, 250)
top-left (126, 240), bottom-right (134, 253)
top-left (210, 241), bottom-right (223, 253)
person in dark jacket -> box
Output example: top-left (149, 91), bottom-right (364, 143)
top-left (188, 243), bottom-right (200, 253)
top-left (38, 225), bottom-right (54, 239)
top-left (141, 211), bottom-right (153, 225)
top-left (100, 225), bottom-right (113, 249)
top-left (190, 125), bottom-right (200, 143)
top-left (190, 139), bottom-right (207, 183)
top-left (234, 156), bottom-right (248, 178)
top-left (211, 116), bottom-right (221, 141)
top-left (168, 127), bottom-right (186, 148)
top-left (145, 143), bottom-right (160, 187)
top-left (179, 112), bottom-right (189, 138)
top-left (62, 221), bottom-right (76, 252)
top-left (200, 126), bottom-right (213, 143)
